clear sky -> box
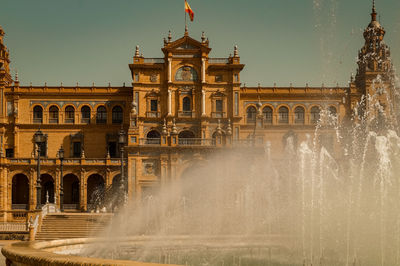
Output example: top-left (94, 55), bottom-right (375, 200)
top-left (0, 0), bottom-right (399, 87)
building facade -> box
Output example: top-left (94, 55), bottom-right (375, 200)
top-left (0, 4), bottom-right (397, 222)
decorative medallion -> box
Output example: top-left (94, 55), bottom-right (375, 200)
top-left (150, 74), bottom-right (158, 83)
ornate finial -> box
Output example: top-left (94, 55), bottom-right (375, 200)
top-left (76, 82), bottom-right (79, 87)
top-left (135, 45), bottom-right (140, 57)
top-left (371, 0), bottom-right (377, 21)
top-left (168, 30), bottom-right (172, 42)
top-left (162, 118), bottom-right (168, 135)
top-left (14, 70), bottom-right (18, 82)
top-left (184, 25), bottom-right (188, 36)
top-left (44, 82), bottom-right (47, 87)
top-left (226, 119), bottom-right (232, 136)
top-left (201, 31), bottom-right (206, 43)
top-left (171, 119), bottom-right (178, 134)
top-left (60, 82), bottom-right (63, 87)
top-left (46, 191), bottom-right (49, 204)
top-left (81, 147), bottom-right (85, 159)
top-left (216, 119), bottom-right (222, 134)
top-left (372, 0), bottom-right (376, 13)
top-left (108, 82), bottom-right (111, 87)
top-left (92, 82), bottom-right (95, 87)
top-left (234, 45), bottom-right (239, 57)
top-left (163, 38), bottom-right (167, 46)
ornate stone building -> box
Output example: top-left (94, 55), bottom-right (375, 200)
top-left (0, 4), bottom-right (397, 222)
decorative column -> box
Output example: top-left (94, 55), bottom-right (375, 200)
top-left (201, 90), bottom-right (206, 116)
top-left (168, 90), bottom-right (172, 116)
top-left (168, 58), bottom-right (172, 83)
top-left (201, 58), bottom-right (206, 83)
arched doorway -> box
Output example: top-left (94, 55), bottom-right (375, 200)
top-left (63, 174), bottom-right (80, 209)
top-left (212, 131), bottom-right (226, 145)
top-left (12, 174), bottom-right (29, 209)
top-left (87, 174), bottom-right (105, 210)
top-left (178, 130), bottom-right (195, 145)
top-left (41, 174), bottom-right (54, 204)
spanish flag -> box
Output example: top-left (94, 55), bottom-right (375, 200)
top-left (185, 0), bottom-right (194, 21)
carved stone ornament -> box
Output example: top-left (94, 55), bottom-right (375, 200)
top-left (150, 74), bottom-right (158, 83)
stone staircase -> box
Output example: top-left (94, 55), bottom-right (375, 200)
top-left (35, 213), bottom-right (113, 241)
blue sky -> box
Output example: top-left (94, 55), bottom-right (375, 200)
top-left (1, 0), bottom-right (399, 87)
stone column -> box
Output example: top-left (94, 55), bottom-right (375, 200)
top-left (201, 90), bottom-right (206, 116)
top-left (168, 58), bottom-right (172, 83)
top-left (160, 155), bottom-right (168, 185)
top-left (168, 90), bottom-right (172, 116)
top-left (202, 58), bottom-right (206, 83)
top-left (80, 169), bottom-right (86, 211)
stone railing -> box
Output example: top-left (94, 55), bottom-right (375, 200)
top-left (0, 222), bottom-right (27, 232)
top-left (143, 58), bottom-right (165, 64)
top-left (209, 58), bottom-right (229, 64)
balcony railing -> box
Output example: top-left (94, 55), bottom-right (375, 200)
top-left (65, 118), bottom-right (75, 124)
top-left (11, 204), bottom-right (28, 210)
top-left (209, 58), bottom-right (229, 64)
top-left (143, 58), bottom-right (165, 63)
top-left (81, 117), bottom-right (90, 124)
top-left (178, 138), bottom-right (214, 146)
top-left (64, 204), bottom-right (79, 210)
top-left (49, 118), bottom-right (58, 124)
top-left (33, 118), bottom-right (43, 124)
top-left (140, 138), bottom-right (161, 145)
top-left (211, 112), bottom-right (226, 118)
top-left (146, 112), bottom-right (160, 118)
top-left (178, 111), bottom-right (194, 118)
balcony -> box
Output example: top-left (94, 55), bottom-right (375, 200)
top-left (178, 138), bottom-right (214, 146)
top-left (146, 112), bottom-right (160, 118)
top-left (209, 58), bottom-right (229, 64)
top-left (81, 117), bottom-right (90, 124)
top-left (143, 58), bottom-right (165, 64)
top-left (139, 138), bottom-right (161, 145)
top-left (11, 204), bottom-right (28, 210)
top-left (33, 118), bottom-right (43, 124)
top-left (211, 112), bottom-right (226, 118)
top-left (178, 111), bottom-right (195, 118)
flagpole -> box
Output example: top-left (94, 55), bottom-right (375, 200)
top-left (184, 0), bottom-right (187, 33)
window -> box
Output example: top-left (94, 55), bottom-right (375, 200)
top-left (234, 92), bottom-right (239, 116)
top-left (234, 74), bottom-right (239, 82)
top-left (73, 142), bottom-right (81, 158)
top-left (263, 106), bottom-right (273, 124)
top-left (38, 141), bottom-right (46, 157)
top-left (65, 106), bottom-right (75, 124)
top-left (183, 97), bottom-right (191, 112)
top-left (33, 106), bottom-right (43, 124)
top-left (294, 106), bottom-right (305, 124)
top-left (108, 141), bottom-right (117, 158)
top-left (81, 106), bottom-right (91, 124)
top-left (328, 106), bottom-right (337, 116)
top-left (134, 73), bottom-right (139, 82)
top-left (112, 106), bottom-right (123, 124)
top-left (215, 75), bottom-right (223, 82)
top-left (311, 106), bottom-right (321, 124)
top-left (278, 106), bottom-right (289, 124)
top-left (246, 106), bottom-right (257, 124)
top-left (150, 100), bottom-right (158, 112)
top-left (6, 148), bottom-right (14, 158)
top-left (96, 106), bottom-right (107, 124)
top-left (49, 106), bottom-right (59, 124)
top-left (216, 99), bottom-right (223, 112)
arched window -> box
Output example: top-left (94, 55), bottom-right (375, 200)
top-left (49, 106), bottom-right (59, 124)
top-left (262, 106), bottom-right (273, 124)
top-left (328, 106), bottom-right (337, 117)
top-left (246, 106), bottom-right (257, 124)
top-left (183, 97), bottom-right (191, 112)
top-left (65, 106), bottom-right (75, 124)
top-left (146, 130), bottom-right (161, 145)
top-left (33, 106), bottom-right (43, 124)
top-left (311, 106), bottom-right (321, 124)
top-left (96, 106), bottom-right (107, 124)
top-left (12, 174), bottom-right (29, 209)
top-left (178, 130), bottom-right (196, 145)
top-left (81, 106), bottom-right (91, 124)
top-left (278, 106), bottom-right (289, 124)
top-left (294, 106), bottom-right (305, 124)
top-left (112, 106), bottom-right (123, 124)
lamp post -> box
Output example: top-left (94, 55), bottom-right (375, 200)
top-left (58, 146), bottom-right (64, 212)
top-left (34, 129), bottom-right (45, 210)
top-left (118, 129), bottom-right (126, 202)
